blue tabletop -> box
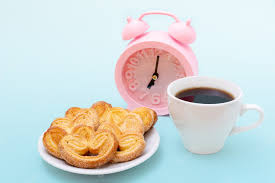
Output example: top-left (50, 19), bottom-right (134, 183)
top-left (1, 0), bottom-right (275, 182)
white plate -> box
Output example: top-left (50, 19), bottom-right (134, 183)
top-left (38, 128), bottom-right (160, 175)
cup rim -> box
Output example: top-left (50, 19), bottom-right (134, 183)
top-left (167, 76), bottom-right (243, 107)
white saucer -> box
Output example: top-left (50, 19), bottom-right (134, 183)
top-left (38, 128), bottom-right (160, 175)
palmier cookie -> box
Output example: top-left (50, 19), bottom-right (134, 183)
top-left (43, 126), bottom-right (67, 159)
top-left (73, 108), bottom-right (99, 130)
top-left (71, 125), bottom-right (95, 141)
top-left (59, 128), bottom-right (118, 168)
top-left (65, 107), bottom-right (82, 119)
top-left (111, 132), bottom-right (145, 163)
top-left (106, 107), bottom-right (129, 127)
top-left (120, 113), bottom-right (144, 134)
top-left (50, 117), bottom-right (72, 132)
top-left (97, 122), bottom-right (122, 140)
top-left (43, 117), bottom-right (72, 158)
top-left (132, 107), bottom-right (158, 132)
top-left (91, 101), bottom-right (112, 124)
top-left (98, 119), bottom-right (144, 163)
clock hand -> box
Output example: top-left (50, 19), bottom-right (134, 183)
top-left (147, 56), bottom-right (160, 89)
top-left (154, 55), bottom-right (160, 74)
top-left (147, 79), bottom-right (155, 89)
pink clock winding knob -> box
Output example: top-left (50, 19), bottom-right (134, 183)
top-left (168, 19), bottom-right (196, 44)
top-left (122, 17), bottom-right (150, 40)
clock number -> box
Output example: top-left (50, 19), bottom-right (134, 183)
top-left (127, 57), bottom-right (140, 69)
top-left (129, 57), bottom-right (140, 65)
top-left (172, 61), bottom-right (180, 69)
top-left (147, 49), bottom-right (154, 58)
top-left (155, 49), bottom-right (163, 56)
top-left (173, 60), bottom-right (180, 66)
top-left (129, 80), bottom-right (140, 92)
top-left (174, 64), bottom-right (185, 79)
top-left (136, 50), bottom-right (148, 61)
top-left (175, 65), bottom-right (182, 70)
top-left (139, 90), bottom-right (150, 100)
top-left (136, 53), bottom-right (143, 60)
top-left (176, 73), bottom-right (185, 79)
top-left (125, 70), bottom-right (135, 80)
top-left (141, 49), bottom-right (148, 59)
top-left (151, 93), bottom-right (161, 105)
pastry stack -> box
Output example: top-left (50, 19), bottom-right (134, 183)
top-left (43, 101), bottom-right (157, 168)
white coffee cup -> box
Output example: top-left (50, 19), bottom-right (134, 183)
top-left (167, 76), bottom-right (264, 154)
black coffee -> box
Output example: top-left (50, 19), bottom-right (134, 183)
top-left (175, 87), bottom-right (234, 104)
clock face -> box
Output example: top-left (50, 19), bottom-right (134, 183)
top-left (122, 48), bottom-right (186, 108)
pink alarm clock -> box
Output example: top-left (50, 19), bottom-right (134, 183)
top-left (115, 11), bottom-right (198, 115)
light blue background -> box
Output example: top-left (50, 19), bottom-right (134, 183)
top-left (1, 0), bottom-right (275, 182)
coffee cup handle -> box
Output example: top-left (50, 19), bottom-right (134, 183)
top-left (230, 104), bottom-right (264, 135)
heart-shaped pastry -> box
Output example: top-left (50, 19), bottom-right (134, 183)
top-left (65, 107), bottom-right (82, 119)
top-left (98, 113), bottom-right (146, 163)
top-left (91, 101), bottom-right (112, 125)
top-left (112, 132), bottom-right (145, 163)
top-left (132, 107), bottom-right (158, 132)
top-left (73, 108), bottom-right (99, 129)
top-left (106, 107), bottom-right (129, 127)
top-left (59, 126), bottom-right (118, 168)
